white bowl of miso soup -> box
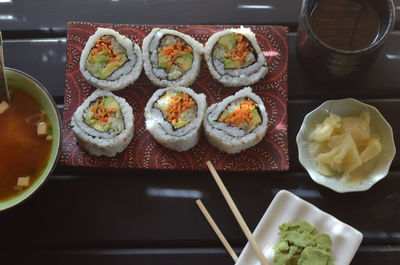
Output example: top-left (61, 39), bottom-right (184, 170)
top-left (0, 67), bottom-right (61, 210)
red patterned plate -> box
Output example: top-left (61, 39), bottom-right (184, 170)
top-left (60, 22), bottom-right (289, 171)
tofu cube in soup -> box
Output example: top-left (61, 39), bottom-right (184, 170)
top-left (37, 121), bottom-right (47, 136)
top-left (17, 176), bottom-right (30, 187)
top-left (0, 101), bottom-right (9, 114)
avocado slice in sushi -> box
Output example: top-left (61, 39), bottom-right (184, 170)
top-left (85, 36), bottom-right (128, 79)
top-left (154, 90), bottom-right (197, 130)
top-left (83, 96), bottom-right (124, 134)
top-left (212, 33), bottom-right (257, 69)
top-left (218, 33), bottom-right (237, 51)
top-left (218, 97), bottom-right (262, 132)
top-left (157, 36), bottom-right (194, 80)
top-left (175, 53), bottom-right (194, 72)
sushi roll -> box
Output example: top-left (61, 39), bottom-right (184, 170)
top-left (142, 28), bottom-right (203, 87)
top-left (71, 89), bottom-right (134, 157)
top-left (144, 87), bottom-right (206, 152)
top-left (204, 27), bottom-right (268, 87)
top-left (204, 87), bottom-right (268, 154)
top-left (80, 27), bottom-right (143, 91)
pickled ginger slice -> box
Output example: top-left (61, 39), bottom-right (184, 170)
top-left (360, 137), bottom-right (382, 163)
top-left (316, 133), bottom-right (362, 176)
top-left (310, 141), bottom-right (330, 158)
top-left (342, 112), bottom-right (370, 146)
top-left (317, 162), bottom-right (336, 176)
top-left (309, 114), bottom-right (341, 143)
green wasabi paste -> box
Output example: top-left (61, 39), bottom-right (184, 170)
top-left (274, 220), bottom-right (334, 265)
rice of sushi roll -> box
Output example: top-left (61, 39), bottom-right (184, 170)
top-left (204, 27), bottom-right (268, 87)
top-left (71, 89), bottom-right (134, 157)
top-left (80, 27), bottom-right (143, 91)
top-left (144, 87), bottom-right (206, 152)
top-left (142, 28), bottom-right (203, 87)
top-left (203, 87), bottom-right (268, 154)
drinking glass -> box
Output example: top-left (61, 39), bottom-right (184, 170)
top-left (297, 0), bottom-right (395, 83)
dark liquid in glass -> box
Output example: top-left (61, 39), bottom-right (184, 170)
top-left (309, 0), bottom-right (381, 51)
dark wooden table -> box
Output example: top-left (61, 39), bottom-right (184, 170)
top-left (1, 1), bottom-right (400, 264)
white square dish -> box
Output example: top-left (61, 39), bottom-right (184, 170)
top-left (235, 190), bottom-right (363, 265)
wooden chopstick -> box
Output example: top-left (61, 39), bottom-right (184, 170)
top-left (206, 161), bottom-right (270, 265)
top-left (196, 199), bottom-right (238, 262)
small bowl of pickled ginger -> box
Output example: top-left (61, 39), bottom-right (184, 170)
top-left (296, 98), bottom-right (396, 193)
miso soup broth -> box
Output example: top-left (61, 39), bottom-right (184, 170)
top-left (0, 88), bottom-right (52, 201)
